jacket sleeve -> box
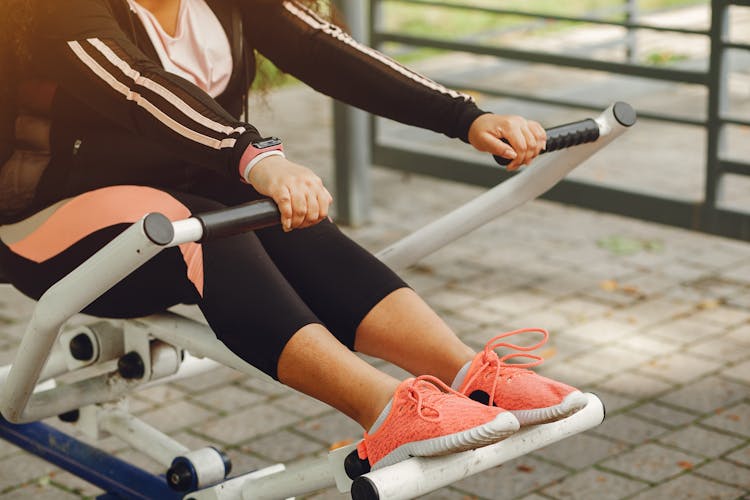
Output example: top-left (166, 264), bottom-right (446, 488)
top-left (243, 0), bottom-right (487, 143)
top-left (31, 0), bottom-right (273, 180)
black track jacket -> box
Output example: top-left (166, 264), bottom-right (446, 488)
top-left (0, 0), bottom-right (486, 219)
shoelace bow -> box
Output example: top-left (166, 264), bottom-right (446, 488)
top-left (406, 375), bottom-right (468, 422)
top-left (463, 328), bottom-right (549, 405)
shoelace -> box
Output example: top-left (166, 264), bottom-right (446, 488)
top-left (406, 375), bottom-right (468, 422)
top-left (463, 328), bottom-right (549, 405)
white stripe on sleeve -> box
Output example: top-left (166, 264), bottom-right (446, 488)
top-left (68, 40), bottom-right (236, 150)
top-left (283, 1), bottom-right (473, 103)
top-left (87, 38), bottom-right (246, 137)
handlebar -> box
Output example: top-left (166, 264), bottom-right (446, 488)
top-left (493, 101), bottom-right (636, 167)
top-left (194, 199), bottom-right (281, 242)
top-left (184, 102), bottom-right (637, 244)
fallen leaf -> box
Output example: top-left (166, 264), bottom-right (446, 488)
top-left (330, 439), bottom-right (354, 450)
top-left (677, 461), bottom-right (693, 469)
top-left (697, 299), bottom-right (720, 310)
top-left (540, 347), bottom-right (558, 359)
top-left (621, 285), bottom-right (641, 296)
top-left (516, 464), bottom-right (534, 473)
top-left (727, 414), bottom-right (740, 422)
top-left (600, 280), bottom-right (618, 292)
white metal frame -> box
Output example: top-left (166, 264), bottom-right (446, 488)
top-left (0, 104), bottom-right (631, 499)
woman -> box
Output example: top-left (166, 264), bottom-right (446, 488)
top-left (0, 0), bottom-right (586, 470)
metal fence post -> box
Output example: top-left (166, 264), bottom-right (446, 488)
top-left (332, 0), bottom-right (372, 226)
top-left (704, 0), bottom-right (729, 230)
top-left (625, 0), bottom-right (639, 63)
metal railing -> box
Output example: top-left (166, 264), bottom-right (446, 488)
top-left (333, 0), bottom-right (750, 240)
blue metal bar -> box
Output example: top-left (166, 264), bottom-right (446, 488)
top-left (0, 415), bottom-right (182, 500)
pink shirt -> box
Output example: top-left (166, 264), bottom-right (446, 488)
top-left (127, 0), bottom-right (233, 98)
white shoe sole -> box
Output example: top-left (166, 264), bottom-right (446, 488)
top-left (511, 391), bottom-right (589, 426)
top-left (373, 411), bottom-right (520, 470)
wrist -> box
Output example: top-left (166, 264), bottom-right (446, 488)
top-left (239, 137), bottom-right (284, 183)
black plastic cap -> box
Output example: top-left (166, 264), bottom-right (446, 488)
top-left (596, 392), bottom-right (607, 423)
top-left (351, 476), bottom-right (380, 500)
top-left (58, 409), bottom-right (80, 423)
top-left (118, 351), bottom-right (145, 379)
top-left (613, 102), bottom-right (637, 127)
top-left (344, 449), bottom-right (371, 480)
top-left (69, 333), bottom-right (95, 361)
top-left (143, 212), bottom-right (174, 246)
top-left (167, 461), bottom-right (194, 492)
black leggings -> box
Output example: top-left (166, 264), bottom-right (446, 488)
top-left (0, 185), bottom-right (407, 379)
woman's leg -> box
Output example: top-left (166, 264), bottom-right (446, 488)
top-left (277, 324), bottom-right (399, 429)
top-left (251, 219), bottom-right (475, 383)
top-left (353, 288), bottom-right (475, 384)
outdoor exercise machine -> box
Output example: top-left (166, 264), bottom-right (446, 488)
top-left (0, 102), bottom-right (636, 499)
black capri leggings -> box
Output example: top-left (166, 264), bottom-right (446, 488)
top-left (0, 185), bottom-right (407, 379)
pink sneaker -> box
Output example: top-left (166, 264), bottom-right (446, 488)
top-left (357, 375), bottom-right (519, 470)
top-left (455, 328), bottom-right (588, 426)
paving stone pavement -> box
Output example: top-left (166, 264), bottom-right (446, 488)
top-left (1, 70), bottom-right (750, 500)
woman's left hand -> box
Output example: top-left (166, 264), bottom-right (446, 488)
top-left (468, 114), bottom-right (547, 171)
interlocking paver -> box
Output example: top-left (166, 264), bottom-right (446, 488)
top-left (595, 371), bottom-right (674, 400)
top-left (630, 401), bottom-right (699, 428)
top-left (190, 384), bottom-right (266, 413)
top-left (695, 460), bottom-right (750, 490)
top-left (638, 352), bottom-right (723, 384)
top-left (687, 334), bottom-right (750, 363)
top-left (658, 425), bottom-right (746, 458)
top-left (645, 316), bottom-right (727, 345)
top-left (690, 306), bottom-right (750, 328)
top-left (601, 443), bottom-right (703, 483)
top-left (541, 468), bottom-right (647, 499)
top-left (591, 414), bottom-right (670, 445)
top-left (138, 400), bottom-right (215, 434)
top-left (701, 403), bottom-right (750, 438)
top-left (453, 456), bottom-right (568, 499)
top-left (533, 433), bottom-right (629, 470)
top-left (243, 430), bottom-right (327, 463)
top-left (628, 473), bottom-right (744, 500)
top-left (727, 324), bottom-right (750, 346)
top-left (0, 452), bottom-right (60, 491)
top-left (196, 404), bottom-right (299, 445)
top-left (722, 359), bottom-right (750, 384)
top-left (727, 444), bottom-right (750, 467)
top-left (660, 376), bottom-right (749, 414)
top-left (0, 484), bottom-right (80, 500)
top-left (561, 319), bottom-right (635, 345)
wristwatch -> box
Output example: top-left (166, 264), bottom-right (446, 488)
top-left (239, 137), bottom-right (285, 182)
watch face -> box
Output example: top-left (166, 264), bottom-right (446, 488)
top-left (253, 137), bottom-right (282, 149)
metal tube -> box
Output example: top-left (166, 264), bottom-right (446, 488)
top-left (353, 394), bottom-right (604, 500)
top-left (0, 346), bottom-right (68, 389)
top-left (241, 456), bottom-right (337, 500)
top-left (332, 0), bottom-right (372, 225)
top-left (376, 104), bottom-right (632, 271)
top-left (0, 218), bottom-right (165, 423)
top-left (136, 313), bottom-right (273, 381)
top-left (0, 414), bottom-right (182, 499)
top-left (99, 409), bottom-right (189, 467)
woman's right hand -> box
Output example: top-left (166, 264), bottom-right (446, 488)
top-left (246, 156), bottom-right (333, 232)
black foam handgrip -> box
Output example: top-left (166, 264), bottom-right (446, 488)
top-left (493, 117), bottom-right (600, 167)
top-left (196, 199), bottom-right (280, 242)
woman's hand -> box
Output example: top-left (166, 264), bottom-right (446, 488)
top-left (247, 156), bottom-right (333, 232)
top-left (468, 114), bottom-right (547, 171)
